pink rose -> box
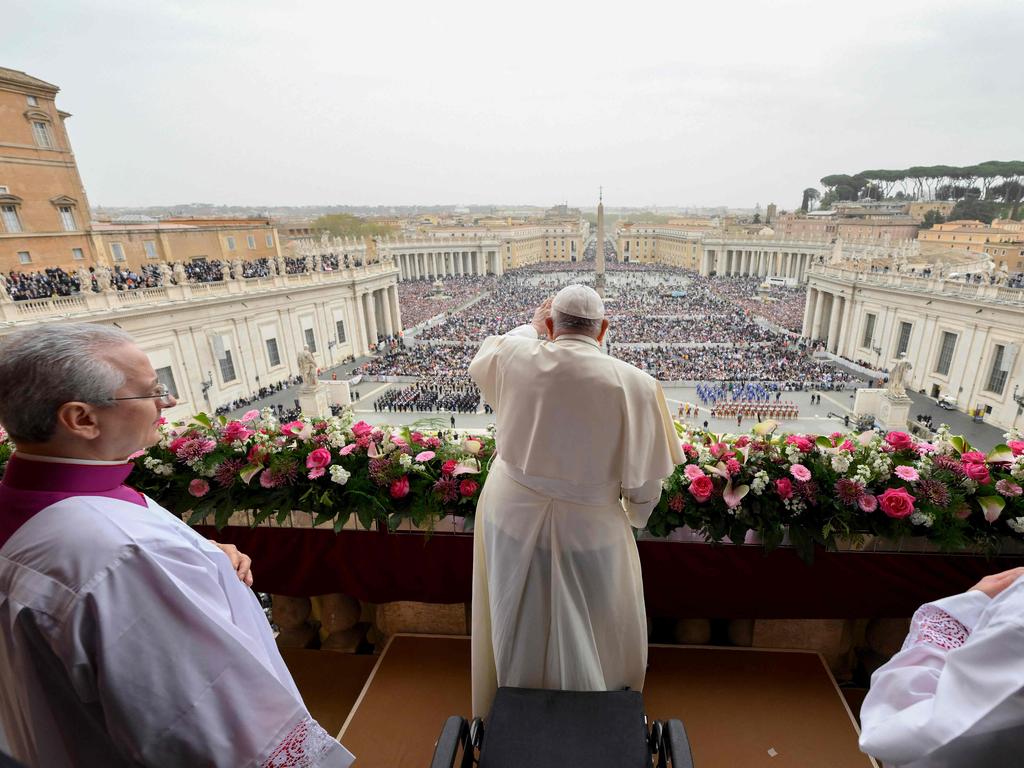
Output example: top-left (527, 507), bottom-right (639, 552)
top-left (223, 421), bottom-right (254, 442)
top-left (351, 420), bottom-right (373, 438)
top-left (894, 465), bottom-right (919, 482)
top-left (410, 431), bottom-right (425, 445)
top-left (306, 447), bottom-right (332, 470)
top-left (790, 464), bottom-right (811, 482)
top-left (389, 476), bottom-right (410, 499)
top-left (774, 477), bottom-right (793, 500)
top-left (247, 445), bottom-right (269, 464)
top-left (241, 409), bottom-right (260, 423)
top-left (281, 420), bottom-right (305, 436)
top-left (188, 479), bottom-right (210, 497)
top-left (830, 431), bottom-right (844, 440)
top-left (442, 459), bottom-right (458, 475)
top-left (961, 451), bottom-right (987, 464)
top-left (878, 487), bottom-right (916, 519)
top-left (839, 440), bottom-right (855, 452)
top-left (688, 475), bottom-right (714, 502)
top-left (427, 437), bottom-right (441, 448)
top-left (885, 431), bottom-right (914, 451)
top-left (963, 462), bottom-right (991, 484)
top-left (858, 494), bottom-right (878, 513)
top-left (415, 450), bottom-right (436, 462)
top-left (709, 442), bottom-right (734, 460)
top-left (734, 436), bottom-right (750, 448)
top-left (785, 435), bottom-right (813, 453)
top-left (168, 436), bottom-right (189, 454)
top-left (459, 479), bottom-right (479, 497)
top-left (684, 464), bottom-right (705, 481)
top-left (1008, 440), bottom-right (1024, 457)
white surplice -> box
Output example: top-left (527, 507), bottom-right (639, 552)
top-left (468, 325), bottom-right (684, 717)
top-left (859, 575), bottom-right (1024, 767)
top-left (0, 493), bottom-right (354, 767)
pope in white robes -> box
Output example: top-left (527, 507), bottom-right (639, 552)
top-left (468, 284), bottom-right (684, 717)
top-left (859, 566), bottom-right (1024, 767)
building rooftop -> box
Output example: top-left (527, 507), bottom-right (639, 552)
top-left (0, 66), bottom-right (59, 93)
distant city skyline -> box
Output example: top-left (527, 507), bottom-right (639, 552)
top-left (3, 0), bottom-right (1020, 210)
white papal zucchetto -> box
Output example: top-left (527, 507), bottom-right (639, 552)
top-left (551, 284), bottom-right (605, 320)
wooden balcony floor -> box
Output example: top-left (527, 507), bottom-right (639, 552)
top-left (287, 635), bottom-right (875, 768)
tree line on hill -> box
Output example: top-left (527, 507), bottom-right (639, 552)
top-left (800, 160), bottom-right (1024, 220)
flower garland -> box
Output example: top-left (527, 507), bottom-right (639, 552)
top-left (1, 414), bottom-right (1022, 563)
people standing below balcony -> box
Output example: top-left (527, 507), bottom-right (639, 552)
top-left (0, 324), bottom-right (354, 768)
top-left (859, 567), bottom-right (1024, 767)
top-left (468, 284), bottom-right (684, 717)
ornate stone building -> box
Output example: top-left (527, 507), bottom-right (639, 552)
top-left (805, 265), bottom-right (1024, 431)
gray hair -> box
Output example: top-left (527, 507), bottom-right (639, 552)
top-left (0, 323), bottom-right (135, 443)
top-left (551, 310), bottom-right (603, 338)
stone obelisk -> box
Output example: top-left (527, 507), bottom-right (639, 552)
top-left (595, 187), bottom-right (606, 297)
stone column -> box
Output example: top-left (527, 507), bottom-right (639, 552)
top-left (802, 288), bottom-right (816, 337)
top-left (836, 293), bottom-right (856, 355)
top-left (811, 290), bottom-right (826, 341)
top-left (380, 288), bottom-right (394, 337)
top-left (389, 284), bottom-right (403, 333)
top-left (827, 295), bottom-right (843, 352)
top-left (364, 292), bottom-right (378, 346)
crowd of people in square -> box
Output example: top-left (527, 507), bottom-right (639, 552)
top-left (397, 275), bottom-right (496, 328)
top-left (373, 378), bottom-right (481, 413)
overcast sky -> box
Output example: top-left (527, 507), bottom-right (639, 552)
top-left (4, 0), bottom-right (1021, 210)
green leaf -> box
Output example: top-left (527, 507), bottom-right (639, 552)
top-left (192, 412), bottom-right (213, 428)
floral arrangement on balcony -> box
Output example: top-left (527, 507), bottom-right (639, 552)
top-left (128, 409), bottom-right (493, 531)
top-left (1, 414), bottom-right (1022, 563)
top-left (648, 422), bottom-right (1024, 560)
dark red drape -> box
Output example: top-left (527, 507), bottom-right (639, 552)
top-left (196, 525), bottom-right (1024, 619)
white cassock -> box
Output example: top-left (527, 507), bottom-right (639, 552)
top-left (859, 575), bottom-right (1024, 767)
top-left (0, 490), bottom-right (355, 767)
top-left (468, 325), bottom-right (684, 717)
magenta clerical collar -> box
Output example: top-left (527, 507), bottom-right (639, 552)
top-left (2, 453), bottom-right (136, 493)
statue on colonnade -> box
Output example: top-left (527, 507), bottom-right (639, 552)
top-left (173, 262), bottom-right (187, 284)
top-left (158, 262), bottom-right (173, 286)
top-left (297, 346), bottom-right (318, 389)
top-left (886, 355), bottom-right (913, 398)
top-left (94, 265), bottom-right (112, 292)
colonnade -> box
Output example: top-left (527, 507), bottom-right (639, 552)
top-left (702, 247), bottom-right (820, 283)
top-left (393, 249), bottom-right (500, 281)
top-left (802, 287), bottom-right (853, 354)
top-left (357, 284), bottom-right (402, 353)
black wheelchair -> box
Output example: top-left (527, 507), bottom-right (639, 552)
top-left (430, 687), bottom-right (694, 767)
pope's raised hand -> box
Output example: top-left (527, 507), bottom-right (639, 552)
top-left (531, 297), bottom-right (554, 338)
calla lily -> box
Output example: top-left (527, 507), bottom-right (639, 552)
top-left (723, 481), bottom-right (750, 509)
top-left (857, 430), bottom-right (877, 446)
top-left (752, 420), bottom-right (778, 436)
top-left (452, 458), bottom-right (480, 476)
top-left (977, 496), bottom-right (1005, 523)
top-left (238, 464), bottom-right (262, 485)
top-left (707, 462), bottom-right (731, 480)
top-left (986, 445), bottom-right (1015, 464)
top-left (367, 442), bottom-right (379, 458)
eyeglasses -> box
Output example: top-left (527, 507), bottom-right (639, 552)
top-left (108, 384), bottom-right (176, 406)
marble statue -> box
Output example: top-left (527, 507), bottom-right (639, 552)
top-left (75, 266), bottom-right (92, 290)
top-left (173, 262), bottom-right (187, 284)
top-left (298, 346), bottom-right (318, 388)
top-left (305, 253), bottom-right (315, 273)
top-left (158, 262), bottom-right (173, 285)
top-left (887, 356), bottom-right (913, 398)
top-left (267, 257), bottom-right (277, 276)
top-left (0, 277), bottom-right (10, 303)
top-left (220, 262), bottom-right (231, 281)
top-left (232, 258), bottom-right (244, 280)
top-left (276, 254), bottom-right (286, 276)
top-left (94, 265), bottom-right (112, 292)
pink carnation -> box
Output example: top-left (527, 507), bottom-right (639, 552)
top-left (442, 459), bottom-right (458, 475)
top-left (785, 435), bottom-right (813, 453)
top-left (839, 440), bottom-right (855, 452)
top-left (188, 478), bottom-right (210, 497)
top-left (459, 479), bottom-right (479, 497)
top-left (726, 458), bottom-right (741, 475)
top-left (734, 436), bottom-right (750, 448)
top-left (961, 451), bottom-right (987, 464)
top-left (241, 409), bottom-right (260, 423)
top-left (1008, 440), bottom-right (1024, 457)
top-left (415, 450), bottom-right (436, 462)
top-left (684, 464), bottom-right (705, 481)
top-left (774, 477), bottom-right (793, 500)
top-left (894, 465), bottom-right (919, 482)
top-left (223, 421), bottom-right (254, 442)
top-left (790, 464), bottom-right (812, 482)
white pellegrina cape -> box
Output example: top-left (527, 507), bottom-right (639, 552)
top-left (468, 325), bottom-right (684, 717)
top-left (0, 453), bottom-right (354, 767)
top-left (859, 575), bottom-right (1024, 767)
